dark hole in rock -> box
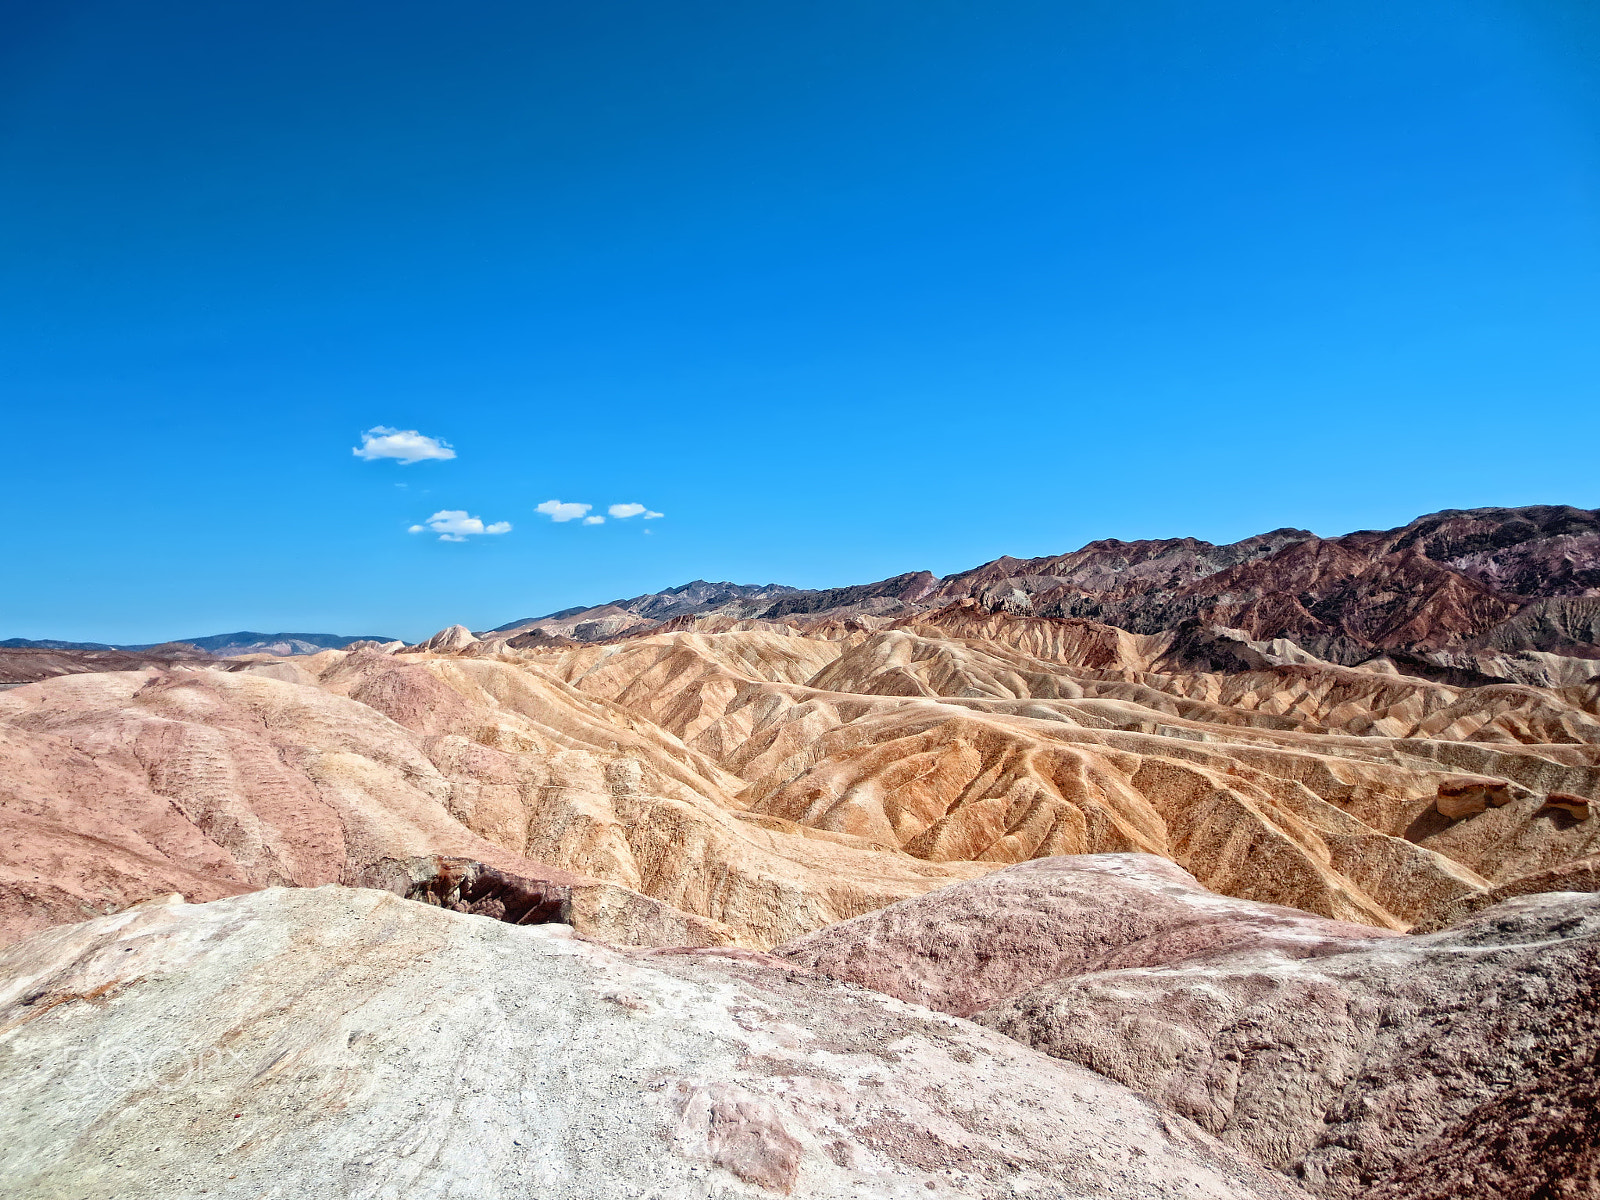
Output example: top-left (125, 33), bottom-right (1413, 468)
top-left (406, 861), bottom-right (568, 925)
top-left (355, 856), bottom-right (571, 926)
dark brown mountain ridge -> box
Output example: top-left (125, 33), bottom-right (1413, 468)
top-left (14, 506), bottom-right (1593, 686)
top-left (488, 506), bottom-right (1600, 680)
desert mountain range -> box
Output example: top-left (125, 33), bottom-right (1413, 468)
top-left (492, 505), bottom-right (1600, 682)
top-left (1, 503), bottom-right (1596, 1197)
top-left (1, 630), bottom-right (394, 663)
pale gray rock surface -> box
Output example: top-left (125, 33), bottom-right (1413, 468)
top-left (0, 886), bottom-right (1307, 1200)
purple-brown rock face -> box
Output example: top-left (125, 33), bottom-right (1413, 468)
top-left (777, 855), bottom-right (1600, 1200)
top-left (978, 891), bottom-right (1600, 1198)
top-left (1356, 1048), bottom-right (1599, 1200)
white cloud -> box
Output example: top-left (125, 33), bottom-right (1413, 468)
top-left (354, 426), bottom-right (457, 464)
top-left (536, 499), bottom-right (593, 523)
top-left (409, 510), bottom-right (512, 542)
top-left (608, 502), bottom-right (664, 519)
top-left (534, 499), bottom-right (658, 525)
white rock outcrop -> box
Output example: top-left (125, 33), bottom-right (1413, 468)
top-left (0, 887), bottom-right (1304, 1200)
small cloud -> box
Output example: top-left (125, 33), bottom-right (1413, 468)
top-left (410, 510), bottom-right (512, 541)
top-left (608, 502), bottom-right (665, 519)
top-left (354, 426), bottom-right (456, 464)
top-left (583, 515), bottom-right (605, 525)
top-left (536, 499), bottom-right (593, 523)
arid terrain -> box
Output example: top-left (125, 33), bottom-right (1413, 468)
top-left (1, 504), bottom-right (1596, 1198)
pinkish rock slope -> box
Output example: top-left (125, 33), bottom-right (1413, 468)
top-left (977, 889), bottom-right (1600, 1196)
top-left (771, 852), bottom-right (1600, 1199)
top-left (774, 854), bottom-right (1395, 1016)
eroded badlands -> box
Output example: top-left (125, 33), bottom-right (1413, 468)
top-left (5, 598), bottom-right (1596, 951)
top-left (1, 504), bottom-right (1597, 1197)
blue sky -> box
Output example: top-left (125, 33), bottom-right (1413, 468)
top-left (2, 0), bottom-right (1597, 642)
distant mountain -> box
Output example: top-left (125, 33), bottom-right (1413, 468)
top-left (0, 632), bottom-right (397, 658)
top-left (911, 504), bottom-right (1600, 668)
top-left (487, 581), bottom-right (800, 641)
top-left (0, 643), bottom-right (216, 686)
top-left (144, 632), bottom-right (399, 657)
top-left (16, 505), bottom-right (1600, 678)
top-left (0, 638), bottom-right (120, 651)
top-left (475, 506), bottom-right (1600, 675)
